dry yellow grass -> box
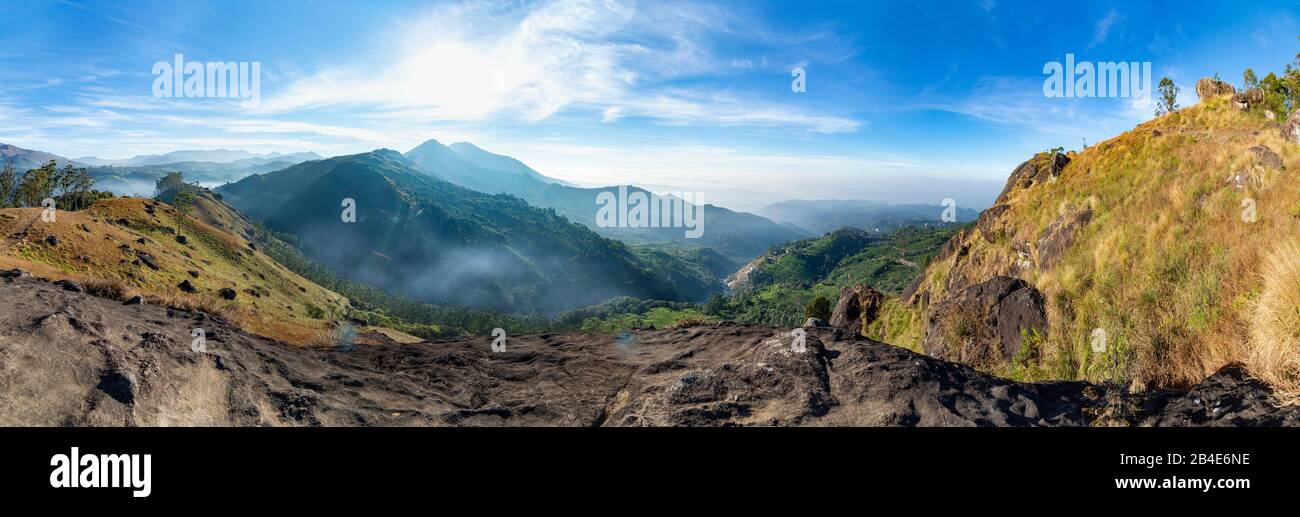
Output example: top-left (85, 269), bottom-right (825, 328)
top-left (0, 196), bottom-right (350, 345)
top-left (1247, 240), bottom-right (1300, 404)
top-left (907, 95), bottom-right (1300, 394)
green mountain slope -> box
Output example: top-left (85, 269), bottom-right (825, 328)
top-left (216, 149), bottom-right (721, 312)
top-left (404, 138), bottom-right (552, 196)
top-left (448, 141), bottom-right (574, 186)
top-left (710, 225), bottom-right (962, 328)
top-left (519, 182), bottom-right (802, 262)
top-left (402, 139), bottom-right (800, 262)
top-left (0, 143), bottom-right (80, 171)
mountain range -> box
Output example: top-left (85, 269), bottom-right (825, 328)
top-left (215, 149), bottom-right (725, 312)
top-left (0, 143), bottom-right (81, 171)
top-left (757, 199), bottom-right (979, 236)
top-left (403, 138), bottom-right (802, 261)
top-left (75, 149), bottom-right (322, 167)
top-left (85, 154), bottom-right (323, 197)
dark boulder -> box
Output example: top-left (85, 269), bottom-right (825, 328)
top-left (1249, 145), bottom-right (1283, 171)
top-left (829, 284), bottom-right (883, 334)
top-left (996, 152), bottom-right (1069, 205)
top-left (178, 279), bottom-right (197, 293)
top-left (135, 251), bottom-right (160, 271)
top-left (0, 269), bottom-right (31, 279)
top-left (1036, 207), bottom-right (1093, 270)
top-left (44, 235), bottom-right (59, 246)
top-left (1149, 364), bottom-right (1300, 426)
top-left (219, 288), bottom-right (237, 300)
top-left (1231, 88), bottom-right (1264, 112)
top-left (976, 204), bottom-right (1012, 242)
top-left (176, 235), bottom-right (189, 245)
top-left (923, 276), bottom-right (1047, 367)
top-left (1285, 111), bottom-right (1300, 145)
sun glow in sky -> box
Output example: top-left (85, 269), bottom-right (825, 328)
top-left (1, 0), bottom-right (1297, 210)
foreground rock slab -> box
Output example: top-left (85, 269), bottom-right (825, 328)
top-left (1, 275), bottom-right (1297, 426)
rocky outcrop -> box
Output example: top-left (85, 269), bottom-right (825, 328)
top-left (1284, 111), bottom-right (1300, 145)
top-left (1148, 365), bottom-right (1300, 426)
top-left (975, 204), bottom-right (1012, 242)
top-left (1195, 77), bottom-right (1235, 99)
top-left (829, 284), bottom-right (883, 333)
top-left (923, 276), bottom-right (1047, 367)
top-left (1249, 145), bottom-right (1283, 171)
top-left (996, 152), bottom-right (1070, 205)
top-left (1228, 146), bottom-right (1285, 191)
top-left (1036, 207), bottom-right (1093, 270)
top-left (1231, 88), bottom-right (1264, 112)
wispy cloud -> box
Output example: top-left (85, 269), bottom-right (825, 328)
top-left (261, 0), bottom-right (858, 133)
top-left (1088, 7), bottom-right (1122, 49)
top-left (902, 75), bottom-right (1151, 143)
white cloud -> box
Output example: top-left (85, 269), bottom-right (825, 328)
top-left (260, 0), bottom-right (857, 133)
top-left (1088, 8), bottom-right (1122, 49)
top-left (907, 75), bottom-right (1151, 143)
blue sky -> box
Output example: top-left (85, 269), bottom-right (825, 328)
top-left (1, 0), bottom-right (1297, 210)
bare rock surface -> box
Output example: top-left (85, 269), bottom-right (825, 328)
top-left (1036, 207), bottom-right (1093, 270)
top-left (923, 276), bottom-right (1047, 366)
top-left (1285, 110), bottom-right (1300, 145)
top-left (829, 284), bottom-right (883, 333)
top-left (2, 273), bottom-right (1298, 427)
top-left (1195, 77), bottom-right (1235, 99)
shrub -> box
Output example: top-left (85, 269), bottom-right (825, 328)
top-left (79, 277), bottom-right (134, 301)
top-left (804, 295), bottom-right (831, 321)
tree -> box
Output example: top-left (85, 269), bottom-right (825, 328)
top-left (1244, 68), bottom-right (1259, 90)
top-left (804, 295), bottom-right (831, 321)
top-left (155, 171), bottom-right (186, 195)
top-left (1156, 77), bottom-right (1179, 116)
top-left (703, 293), bottom-right (726, 315)
top-left (0, 162), bottom-right (15, 208)
top-left (1261, 72), bottom-right (1290, 115)
top-left (56, 167), bottom-right (100, 211)
top-left (15, 160), bottom-right (56, 208)
top-left (172, 189), bottom-right (197, 214)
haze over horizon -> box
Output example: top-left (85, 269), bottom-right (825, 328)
top-left (2, 0), bottom-right (1297, 210)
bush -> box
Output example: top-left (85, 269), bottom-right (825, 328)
top-left (79, 277), bottom-right (134, 301)
top-left (804, 295), bottom-right (831, 321)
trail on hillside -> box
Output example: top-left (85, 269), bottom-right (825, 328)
top-left (1, 211), bottom-right (41, 252)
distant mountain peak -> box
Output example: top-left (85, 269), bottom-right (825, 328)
top-left (448, 141), bottom-right (482, 151)
top-left (0, 142), bottom-right (80, 169)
